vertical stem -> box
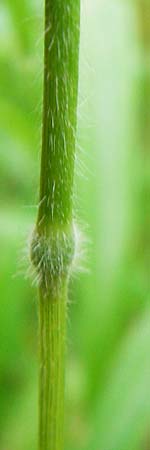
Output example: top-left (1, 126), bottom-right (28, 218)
top-left (39, 285), bottom-right (66, 450)
top-left (136, 7), bottom-right (150, 447)
top-left (137, 1), bottom-right (150, 153)
top-left (38, 1), bottom-right (80, 231)
top-left (31, 1), bottom-right (80, 450)
top-left (136, 1), bottom-right (150, 269)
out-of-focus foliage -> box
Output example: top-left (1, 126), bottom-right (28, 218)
top-left (0, 1), bottom-right (150, 449)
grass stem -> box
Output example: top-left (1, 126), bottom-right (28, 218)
top-left (31, 1), bottom-right (80, 449)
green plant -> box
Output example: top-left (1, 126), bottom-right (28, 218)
top-left (1, 2), bottom-right (150, 450)
top-left (31, 2), bottom-right (80, 450)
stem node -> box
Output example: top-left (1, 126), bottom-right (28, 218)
top-left (30, 224), bottom-right (75, 298)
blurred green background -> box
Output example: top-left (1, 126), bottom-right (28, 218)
top-left (0, 0), bottom-right (150, 449)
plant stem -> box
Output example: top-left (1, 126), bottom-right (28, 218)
top-left (135, 0), bottom-right (150, 292)
top-left (38, 284), bottom-right (66, 450)
top-left (137, 0), bottom-right (150, 153)
top-left (31, 1), bottom-right (80, 449)
top-left (38, 1), bottom-right (80, 230)
top-left (136, 1), bottom-right (150, 270)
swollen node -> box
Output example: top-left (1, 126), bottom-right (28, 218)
top-left (30, 226), bottom-right (75, 295)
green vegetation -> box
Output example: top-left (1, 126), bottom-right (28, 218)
top-left (31, 2), bottom-right (80, 449)
top-left (0, 1), bottom-right (150, 450)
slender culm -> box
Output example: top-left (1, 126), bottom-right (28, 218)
top-left (31, 2), bottom-right (80, 450)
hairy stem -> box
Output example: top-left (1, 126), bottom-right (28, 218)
top-left (31, 1), bottom-right (80, 449)
top-left (38, 1), bottom-right (80, 230)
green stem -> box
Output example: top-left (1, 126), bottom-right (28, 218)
top-left (137, 1), bottom-right (150, 153)
top-left (39, 285), bottom-right (66, 450)
top-left (31, 1), bottom-right (80, 450)
top-left (136, 1), bottom-right (150, 269)
top-left (38, 1), bottom-right (80, 230)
